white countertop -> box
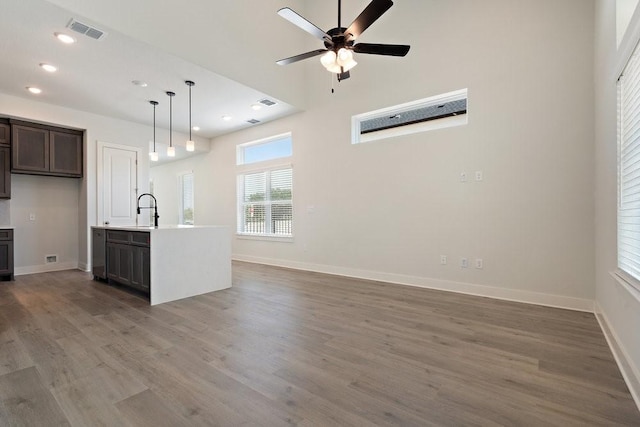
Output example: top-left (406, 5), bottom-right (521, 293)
top-left (92, 225), bottom-right (225, 232)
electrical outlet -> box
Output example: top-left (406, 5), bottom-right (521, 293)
top-left (475, 258), bottom-right (483, 269)
top-left (440, 255), bottom-right (447, 265)
top-left (461, 258), bottom-right (468, 268)
top-left (475, 170), bottom-right (483, 181)
top-left (460, 172), bottom-right (467, 182)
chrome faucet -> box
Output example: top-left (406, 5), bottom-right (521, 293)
top-left (137, 193), bottom-right (159, 227)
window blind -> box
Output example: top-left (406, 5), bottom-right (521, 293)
top-left (619, 42), bottom-right (640, 282)
top-left (238, 168), bottom-right (292, 236)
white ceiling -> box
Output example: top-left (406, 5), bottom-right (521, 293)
top-left (0, 0), bottom-right (304, 141)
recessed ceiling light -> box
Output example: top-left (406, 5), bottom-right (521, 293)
top-left (26, 87), bottom-right (42, 94)
top-left (40, 63), bottom-right (57, 73)
top-left (222, 115), bottom-right (232, 121)
top-left (54, 32), bottom-right (75, 44)
top-left (192, 126), bottom-right (200, 131)
top-left (251, 104), bottom-right (262, 111)
top-left (131, 80), bottom-right (148, 87)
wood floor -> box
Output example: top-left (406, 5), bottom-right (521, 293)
top-left (0, 262), bottom-right (638, 426)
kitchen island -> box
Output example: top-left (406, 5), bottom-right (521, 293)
top-left (91, 225), bottom-right (231, 305)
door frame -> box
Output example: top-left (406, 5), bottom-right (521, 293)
top-left (96, 141), bottom-right (143, 226)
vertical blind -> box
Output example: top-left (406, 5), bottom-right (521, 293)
top-left (619, 42), bottom-right (640, 282)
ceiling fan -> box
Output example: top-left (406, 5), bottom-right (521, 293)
top-left (276, 0), bottom-right (410, 81)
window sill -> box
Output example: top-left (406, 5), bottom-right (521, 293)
top-left (236, 233), bottom-right (294, 243)
top-left (611, 270), bottom-right (640, 303)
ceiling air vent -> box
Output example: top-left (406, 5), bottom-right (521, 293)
top-left (247, 119), bottom-right (261, 124)
top-left (67, 18), bottom-right (107, 40)
top-left (258, 98), bottom-right (277, 107)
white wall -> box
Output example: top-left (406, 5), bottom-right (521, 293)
top-left (11, 174), bottom-right (79, 274)
top-left (594, 0), bottom-right (640, 407)
top-left (151, 0), bottom-right (596, 310)
top-left (150, 156), bottom-right (207, 226)
top-left (0, 92), bottom-right (206, 271)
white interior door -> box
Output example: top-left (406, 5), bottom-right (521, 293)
top-left (102, 146), bottom-right (138, 226)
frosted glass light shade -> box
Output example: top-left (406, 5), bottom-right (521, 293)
top-left (150, 151), bottom-right (159, 162)
top-left (186, 140), bottom-right (195, 152)
top-left (320, 50), bottom-right (337, 68)
top-left (167, 146), bottom-right (176, 157)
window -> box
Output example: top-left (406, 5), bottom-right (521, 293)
top-left (237, 133), bottom-right (293, 238)
top-left (237, 133), bottom-right (292, 165)
top-left (179, 172), bottom-right (194, 225)
top-left (618, 40), bottom-right (640, 291)
top-left (351, 88), bottom-right (468, 144)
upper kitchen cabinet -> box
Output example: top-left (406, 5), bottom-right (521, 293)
top-left (10, 120), bottom-right (83, 178)
top-left (0, 123), bottom-right (10, 146)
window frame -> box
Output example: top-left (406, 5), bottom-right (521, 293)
top-left (236, 132), bottom-right (293, 241)
top-left (237, 164), bottom-right (293, 240)
top-left (617, 39), bottom-right (640, 294)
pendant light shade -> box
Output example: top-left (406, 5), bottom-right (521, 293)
top-left (166, 91), bottom-right (175, 157)
top-left (149, 100), bottom-right (159, 162)
top-left (185, 80), bottom-right (195, 152)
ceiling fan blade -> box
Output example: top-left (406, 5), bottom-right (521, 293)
top-left (345, 0), bottom-right (393, 41)
top-left (276, 49), bottom-right (328, 66)
top-left (353, 43), bottom-right (410, 56)
top-left (278, 8), bottom-right (332, 42)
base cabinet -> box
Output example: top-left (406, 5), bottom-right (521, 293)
top-left (0, 229), bottom-right (14, 281)
top-left (105, 230), bottom-right (150, 293)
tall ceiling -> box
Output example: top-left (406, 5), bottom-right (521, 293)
top-left (0, 0), bottom-right (313, 140)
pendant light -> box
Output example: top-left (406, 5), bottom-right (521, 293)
top-left (166, 91), bottom-right (176, 157)
top-left (149, 100), bottom-right (159, 162)
top-left (185, 80), bottom-right (195, 152)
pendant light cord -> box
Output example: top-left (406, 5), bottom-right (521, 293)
top-left (189, 84), bottom-right (192, 141)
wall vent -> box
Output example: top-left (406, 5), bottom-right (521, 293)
top-left (247, 119), bottom-right (261, 124)
top-left (45, 255), bottom-right (58, 264)
top-left (258, 98), bottom-right (277, 107)
top-left (67, 18), bottom-right (107, 40)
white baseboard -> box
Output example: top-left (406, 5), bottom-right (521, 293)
top-left (15, 261), bottom-right (79, 276)
top-left (595, 302), bottom-right (640, 412)
top-left (232, 255), bottom-right (594, 312)
top-left (78, 262), bottom-right (90, 272)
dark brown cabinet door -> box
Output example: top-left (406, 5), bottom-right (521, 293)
top-left (130, 246), bottom-right (150, 290)
top-left (50, 131), bottom-right (82, 177)
top-left (0, 229), bottom-right (14, 280)
top-left (0, 147), bottom-right (10, 199)
top-left (0, 124), bottom-right (10, 146)
top-left (107, 242), bottom-right (132, 286)
top-left (11, 125), bottom-right (50, 173)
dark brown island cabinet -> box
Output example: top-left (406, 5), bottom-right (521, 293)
top-left (10, 120), bottom-right (83, 178)
top-left (0, 228), bottom-right (14, 281)
top-left (105, 229), bottom-right (150, 294)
